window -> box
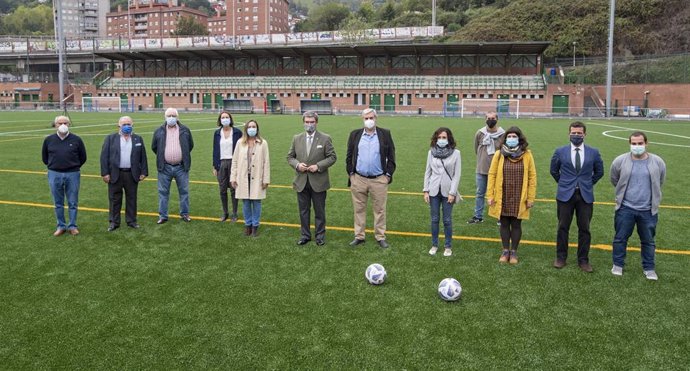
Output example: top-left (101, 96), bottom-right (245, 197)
top-left (253, 7), bottom-right (258, 12)
top-left (354, 93), bottom-right (366, 106)
top-left (252, 16), bottom-right (258, 22)
top-left (398, 94), bottom-right (412, 106)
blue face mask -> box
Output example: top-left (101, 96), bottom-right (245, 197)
top-left (506, 137), bottom-right (519, 148)
top-left (570, 134), bottom-right (584, 146)
top-left (166, 117), bottom-right (178, 126)
top-left (437, 139), bottom-right (448, 148)
top-left (121, 125), bottom-right (133, 135)
top-left (247, 127), bottom-right (257, 137)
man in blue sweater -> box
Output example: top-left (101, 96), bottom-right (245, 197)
top-left (42, 116), bottom-right (87, 236)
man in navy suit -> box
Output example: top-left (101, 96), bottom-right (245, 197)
top-left (550, 121), bottom-right (604, 272)
top-left (100, 116), bottom-right (149, 231)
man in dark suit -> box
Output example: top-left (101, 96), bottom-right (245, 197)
top-left (550, 121), bottom-right (604, 272)
top-left (287, 111), bottom-right (337, 246)
top-left (100, 116), bottom-right (149, 231)
top-left (345, 108), bottom-right (396, 248)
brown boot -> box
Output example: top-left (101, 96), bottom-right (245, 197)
top-left (244, 226), bottom-right (252, 236)
top-left (251, 226), bottom-right (259, 237)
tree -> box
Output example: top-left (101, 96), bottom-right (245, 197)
top-left (377, 1), bottom-right (399, 23)
top-left (182, 0), bottom-right (212, 16)
top-left (357, 1), bottom-right (376, 23)
top-left (172, 15), bottom-right (209, 36)
top-left (301, 2), bottom-right (351, 31)
top-left (0, 4), bottom-right (53, 35)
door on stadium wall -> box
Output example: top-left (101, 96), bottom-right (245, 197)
top-left (370, 94), bottom-right (381, 110)
top-left (82, 93), bottom-right (92, 111)
top-left (497, 94), bottom-right (510, 115)
top-left (384, 94), bottom-right (395, 111)
top-left (202, 93), bottom-right (212, 110)
top-left (154, 93), bottom-right (163, 109)
top-left (120, 93), bottom-right (129, 111)
top-left (552, 95), bottom-right (569, 113)
top-left (311, 93), bottom-right (321, 100)
top-left (446, 94), bottom-right (459, 112)
top-left (214, 93), bottom-right (224, 109)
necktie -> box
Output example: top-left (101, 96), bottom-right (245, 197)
top-left (575, 148), bottom-right (581, 173)
top-left (306, 135), bottom-right (312, 156)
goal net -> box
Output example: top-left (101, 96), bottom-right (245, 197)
top-left (82, 96), bottom-right (124, 112)
top-left (459, 98), bottom-right (520, 119)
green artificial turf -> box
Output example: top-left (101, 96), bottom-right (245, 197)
top-left (0, 111), bottom-right (688, 368)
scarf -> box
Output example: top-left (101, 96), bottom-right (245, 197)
top-left (500, 144), bottom-right (525, 160)
top-left (431, 145), bottom-right (454, 159)
top-left (480, 127), bottom-right (505, 156)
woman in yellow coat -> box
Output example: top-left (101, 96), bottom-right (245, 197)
top-left (486, 126), bottom-right (537, 264)
top-left (230, 120), bottom-right (270, 237)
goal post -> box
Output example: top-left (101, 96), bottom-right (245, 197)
top-left (460, 98), bottom-right (520, 119)
top-left (81, 96), bottom-right (125, 112)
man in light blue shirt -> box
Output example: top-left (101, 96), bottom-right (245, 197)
top-left (345, 108), bottom-right (396, 248)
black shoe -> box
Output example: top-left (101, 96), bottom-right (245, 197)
top-left (181, 214), bottom-right (192, 222)
top-left (107, 224), bottom-right (119, 232)
top-left (378, 239), bottom-right (390, 248)
top-left (220, 213), bottom-right (229, 222)
top-left (316, 239), bottom-right (325, 246)
top-left (127, 223), bottom-right (140, 229)
top-left (230, 213), bottom-right (238, 222)
top-left (157, 218), bottom-right (168, 225)
top-left (297, 238), bottom-right (311, 245)
top-left (349, 238), bottom-right (365, 246)
top-left (467, 216), bottom-right (483, 224)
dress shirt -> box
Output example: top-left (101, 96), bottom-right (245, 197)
top-left (164, 124), bottom-right (182, 164)
top-left (356, 129), bottom-right (383, 176)
top-left (220, 130), bottom-right (233, 159)
top-left (570, 143), bottom-right (585, 169)
top-left (120, 134), bottom-right (132, 168)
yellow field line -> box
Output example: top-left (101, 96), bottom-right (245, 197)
top-left (0, 199), bottom-right (688, 256)
top-left (3, 168), bottom-right (689, 210)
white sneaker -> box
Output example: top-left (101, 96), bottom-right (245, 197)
top-left (644, 270), bottom-right (658, 281)
top-left (428, 246), bottom-right (438, 255)
top-left (443, 248), bottom-right (452, 257)
top-left (611, 265), bottom-right (623, 276)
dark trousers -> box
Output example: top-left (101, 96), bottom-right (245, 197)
top-left (218, 159), bottom-right (238, 216)
top-left (556, 189), bottom-right (593, 263)
top-left (109, 171), bottom-right (138, 226)
top-left (297, 180), bottom-right (327, 241)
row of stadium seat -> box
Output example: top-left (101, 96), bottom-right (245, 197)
top-left (104, 75), bottom-right (546, 91)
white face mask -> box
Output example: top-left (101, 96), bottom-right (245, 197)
top-left (364, 119), bottom-right (375, 130)
top-left (57, 124), bottom-right (69, 135)
top-left (220, 118), bottom-right (231, 127)
top-left (166, 117), bottom-right (177, 126)
top-left (437, 139), bottom-right (448, 148)
top-left (631, 144), bottom-right (646, 156)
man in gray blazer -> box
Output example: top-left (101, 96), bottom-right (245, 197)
top-left (100, 116), bottom-right (148, 231)
top-left (287, 111), bottom-right (337, 246)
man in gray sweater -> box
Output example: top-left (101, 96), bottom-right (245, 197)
top-left (610, 131), bottom-right (666, 280)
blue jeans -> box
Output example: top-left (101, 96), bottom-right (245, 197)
top-left (157, 164), bottom-right (190, 219)
top-left (613, 206), bottom-right (658, 270)
top-left (473, 173), bottom-right (488, 219)
top-left (243, 199), bottom-right (262, 227)
top-left (430, 194), bottom-right (454, 248)
top-left (47, 170), bottom-right (80, 230)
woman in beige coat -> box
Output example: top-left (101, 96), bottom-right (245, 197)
top-left (230, 120), bottom-right (270, 237)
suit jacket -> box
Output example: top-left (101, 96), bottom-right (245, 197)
top-left (287, 130), bottom-right (337, 193)
top-left (100, 133), bottom-right (149, 183)
top-left (212, 127), bottom-right (243, 170)
top-left (550, 144), bottom-right (604, 203)
top-left (345, 127), bottom-right (396, 186)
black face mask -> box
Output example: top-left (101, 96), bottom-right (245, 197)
top-left (570, 134), bottom-right (584, 146)
top-left (486, 119), bottom-right (497, 128)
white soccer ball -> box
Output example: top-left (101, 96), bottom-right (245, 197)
top-left (438, 277), bottom-right (462, 301)
top-left (365, 263), bottom-right (387, 285)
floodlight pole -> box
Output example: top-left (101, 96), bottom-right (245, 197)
top-left (53, 0), bottom-right (66, 111)
top-left (432, 0), bottom-right (436, 28)
top-left (572, 41), bottom-right (577, 67)
top-left (605, 0), bottom-right (615, 117)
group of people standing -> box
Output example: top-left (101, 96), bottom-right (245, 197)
top-left (41, 108), bottom-right (666, 279)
